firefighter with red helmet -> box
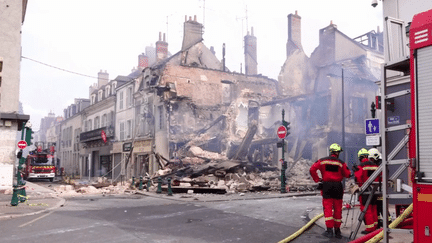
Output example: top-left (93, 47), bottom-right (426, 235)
top-left (354, 148), bottom-right (380, 234)
top-left (310, 143), bottom-right (351, 239)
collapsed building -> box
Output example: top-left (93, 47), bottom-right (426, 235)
top-left (41, 12), bottom-right (384, 193)
top-left (278, 12), bottom-right (384, 166)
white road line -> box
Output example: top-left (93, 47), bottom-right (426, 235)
top-left (19, 211), bottom-right (54, 228)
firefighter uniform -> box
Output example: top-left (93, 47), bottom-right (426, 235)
top-left (354, 148), bottom-right (380, 234)
top-left (310, 143), bottom-right (351, 238)
top-left (368, 148), bottom-right (387, 228)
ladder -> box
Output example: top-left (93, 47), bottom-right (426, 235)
top-left (379, 55), bottom-right (413, 242)
top-left (354, 57), bottom-right (413, 242)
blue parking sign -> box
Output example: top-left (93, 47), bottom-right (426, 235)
top-left (365, 119), bottom-right (380, 135)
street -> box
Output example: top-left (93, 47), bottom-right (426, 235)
top-left (0, 182), bottom-right (349, 243)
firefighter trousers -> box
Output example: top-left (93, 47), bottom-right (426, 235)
top-left (322, 198), bottom-right (343, 228)
top-left (359, 196), bottom-right (378, 232)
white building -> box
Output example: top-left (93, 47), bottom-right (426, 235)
top-left (0, 1), bottom-right (29, 190)
top-left (79, 72), bottom-right (126, 179)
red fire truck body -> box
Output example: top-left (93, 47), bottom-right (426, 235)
top-left (409, 8), bottom-right (432, 243)
top-left (23, 151), bottom-right (56, 182)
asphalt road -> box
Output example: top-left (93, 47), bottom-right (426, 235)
top-left (0, 191), bottom-right (349, 243)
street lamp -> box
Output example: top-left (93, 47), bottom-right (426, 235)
top-left (341, 68), bottom-right (347, 164)
top-left (327, 69), bottom-right (347, 164)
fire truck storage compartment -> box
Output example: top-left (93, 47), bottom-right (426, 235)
top-left (414, 185), bottom-right (432, 240)
top-left (416, 45), bottom-right (432, 183)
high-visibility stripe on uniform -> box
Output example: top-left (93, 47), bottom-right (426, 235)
top-left (325, 217), bottom-right (334, 221)
top-left (321, 161), bottom-right (343, 167)
top-left (334, 219), bottom-right (342, 222)
top-left (363, 166), bottom-right (377, 170)
top-left (365, 223), bottom-right (375, 228)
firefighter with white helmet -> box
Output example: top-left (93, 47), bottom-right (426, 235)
top-left (354, 148), bottom-right (381, 234)
top-left (310, 143), bottom-right (351, 239)
top-left (368, 147), bottom-right (386, 228)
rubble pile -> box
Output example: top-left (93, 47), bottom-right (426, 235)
top-left (147, 151), bottom-right (317, 193)
top-left (52, 177), bottom-right (131, 197)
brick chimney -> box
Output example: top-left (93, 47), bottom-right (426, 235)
top-left (156, 32), bottom-right (168, 62)
top-left (286, 10), bottom-right (302, 56)
top-left (244, 27), bottom-right (257, 75)
top-left (138, 53), bottom-right (149, 69)
top-left (97, 70), bottom-right (109, 87)
top-left (182, 15), bottom-right (204, 51)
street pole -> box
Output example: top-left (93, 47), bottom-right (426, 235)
top-left (281, 109), bottom-right (287, 193)
top-left (341, 68), bottom-right (347, 164)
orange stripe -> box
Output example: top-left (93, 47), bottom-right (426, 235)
top-left (418, 193), bottom-right (432, 202)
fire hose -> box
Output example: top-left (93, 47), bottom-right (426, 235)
top-left (365, 203), bottom-right (413, 243)
top-left (277, 212), bottom-right (324, 243)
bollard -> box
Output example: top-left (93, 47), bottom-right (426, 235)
top-left (156, 177), bottom-right (162, 194)
top-left (139, 176), bottom-right (143, 190)
top-left (167, 178), bottom-right (173, 196)
top-left (146, 178), bottom-right (151, 192)
top-left (19, 187), bottom-right (27, 203)
top-left (132, 176), bottom-right (135, 188)
top-left (11, 186), bottom-right (19, 206)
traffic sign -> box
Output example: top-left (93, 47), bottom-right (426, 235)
top-left (277, 125), bottom-right (288, 139)
top-left (366, 135), bottom-right (381, 146)
top-left (17, 140), bottom-right (27, 150)
top-left (365, 119), bottom-right (380, 135)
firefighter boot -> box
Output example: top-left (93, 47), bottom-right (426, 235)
top-left (377, 219), bottom-right (383, 229)
top-left (322, 228), bottom-right (333, 238)
top-left (334, 227), bottom-right (342, 239)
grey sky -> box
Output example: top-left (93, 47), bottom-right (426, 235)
top-left (19, 0), bottom-right (383, 130)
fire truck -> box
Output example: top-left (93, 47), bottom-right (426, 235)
top-left (373, 6), bottom-right (432, 243)
top-left (23, 148), bottom-right (56, 182)
top-left (409, 8), bottom-right (432, 243)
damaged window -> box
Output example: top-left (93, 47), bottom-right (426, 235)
top-left (158, 105), bottom-right (164, 130)
top-left (126, 120), bottom-right (132, 139)
top-left (349, 97), bottom-right (367, 124)
top-left (150, 75), bottom-right (158, 86)
top-left (312, 96), bottom-right (329, 126)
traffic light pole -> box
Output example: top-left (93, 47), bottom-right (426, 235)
top-left (11, 122), bottom-right (29, 206)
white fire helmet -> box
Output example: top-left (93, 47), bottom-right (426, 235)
top-left (368, 148), bottom-right (381, 160)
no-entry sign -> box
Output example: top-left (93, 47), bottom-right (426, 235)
top-left (17, 140), bottom-right (27, 150)
top-left (277, 125), bottom-right (288, 139)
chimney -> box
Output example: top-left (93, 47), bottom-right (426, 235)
top-left (244, 27), bottom-right (257, 75)
top-left (98, 70), bottom-right (109, 87)
top-left (210, 46), bottom-right (215, 55)
top-left (181, 15), bottom-right (204, 51)
top-left (286, 10), bottom-right (302, 56)
top-left (138, 53), bottom-right (149, 69)
top-left (156, 32), bottom-right (168, 61)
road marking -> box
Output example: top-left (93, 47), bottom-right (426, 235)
top-left (19, 211), bottom-right (54, 228)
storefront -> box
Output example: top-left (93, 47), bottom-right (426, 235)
top-left (79, 126), bottom-right (114, 179)
top-left (133, 139), bottom-right (155, 176)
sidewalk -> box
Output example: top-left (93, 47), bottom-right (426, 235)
top-left (0, 181), bottom-right (65, 220)
top-left (309, 198), bottom-right (414, 242)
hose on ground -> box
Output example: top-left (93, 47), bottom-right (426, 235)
top-left (365, 203), bottom-right (413, 243)
top-left (349, 229), bottom-right (383, 243)
top-left (278, 212), bottom-right (324, 243)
